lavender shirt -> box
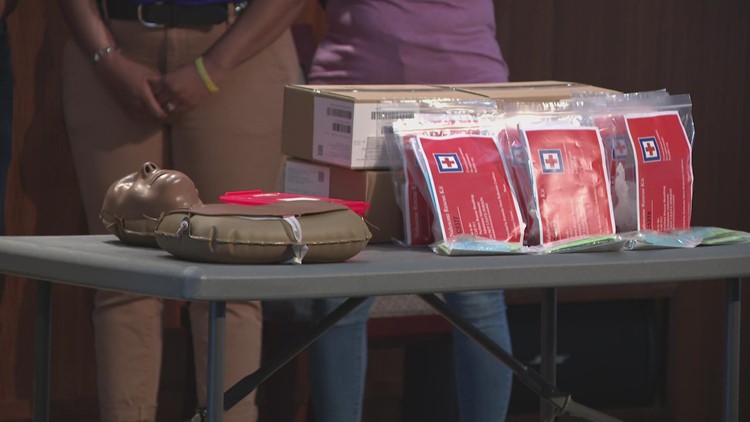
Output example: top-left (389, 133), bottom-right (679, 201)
top-left (308, 0), bottom-right (509, 85)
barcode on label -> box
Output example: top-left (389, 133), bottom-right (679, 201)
top-left (332, 123), bottom-right (352, 134)
top-left (327, 107), bottom-right (352, 119)
top-left (371, 111), bottom-right (415, 120)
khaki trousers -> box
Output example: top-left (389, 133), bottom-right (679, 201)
top-left (62, 18), bottom-right (301, 422)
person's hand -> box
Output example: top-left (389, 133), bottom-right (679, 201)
top-left (96, 51), bottom-right (168, 120)
top-left (148, 58), bottom-right (226, 115)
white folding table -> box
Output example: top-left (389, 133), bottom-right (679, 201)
top-left (0, 235), bottom-right (747, 422)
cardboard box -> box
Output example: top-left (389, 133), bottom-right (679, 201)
top-left (441, 80), bottom-right (620, 102)
top-left (282, 158), bottom-right (403, 243)
top-left (281, 82), bottom-right (619, 171)
top-left (281, 84), bottom-right (485, 170)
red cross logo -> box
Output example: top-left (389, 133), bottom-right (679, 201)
top-left (540, 150), bottom-right (563, 173)
top-left (435, 153), bottom-right (462, 172)
top-left (441, 156), bottom-right (456, 168)
top-left (639, 137), bottom-right (660, 162)
top-left (544, 154), bottom-right (559, 168)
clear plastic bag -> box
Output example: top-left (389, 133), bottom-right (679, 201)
top-left (378, 99), bottom-right (498, 247)
top-left (498, 101), bottom-right (615, 247)
top-left (388, 105), bottom-right (527, 255)
top-left (578, 92), bottom-right (695, 233)
top-left (623, 226), bottom-right (750, 249)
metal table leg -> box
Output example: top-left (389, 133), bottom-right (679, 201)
top-left (191, 297), bottom-right (367, 422)
top-left (193, 297), bottom-right (368, 421)
top-left (33, 280), bottom-right (51, 422)
top-left (222, 297), bottom-right (368, 411)
top-left (206, 301), bottom-right (226, 422)
top-left (418, 293), bottom-right (620, 422)
top-left (541, 288), bottom-right (557, 422)
top-left (723, 278), bottom-right (741, 422)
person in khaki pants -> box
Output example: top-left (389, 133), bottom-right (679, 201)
top-left (58, 0), bottom-right (304, 420)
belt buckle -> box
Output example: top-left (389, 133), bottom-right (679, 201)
top-left (137, 3), bottom-right (164, 28)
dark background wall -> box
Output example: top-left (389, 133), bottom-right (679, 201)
top-left (495, 1), bottom-right (750, 420)
top-left (0, 0), bottom-right (748, 421)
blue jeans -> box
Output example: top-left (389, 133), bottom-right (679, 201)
top-left (0, 20), bottom-right (12, 236)
top-left (307, 291), bottom-right (513, 422)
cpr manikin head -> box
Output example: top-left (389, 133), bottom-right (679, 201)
top-left (100, 162), bottom-right (203, 247)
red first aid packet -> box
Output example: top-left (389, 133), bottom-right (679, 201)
top-left (521, 125), bottom-right (615, 245)
top-left (625, 111), bottom-right (693, 231)
top-left (414, 134), bottom-right (524, 243)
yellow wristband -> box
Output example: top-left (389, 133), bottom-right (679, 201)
top-left (195, 56), bottom-right (219, 94)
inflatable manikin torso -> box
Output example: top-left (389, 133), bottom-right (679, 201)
top-left (100, 162), bottom-right (203, 247)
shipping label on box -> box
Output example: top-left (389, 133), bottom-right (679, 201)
top-left (312, 97), bottom-right (395, 169)
top-left (283, 159), bottom-right (331, 198)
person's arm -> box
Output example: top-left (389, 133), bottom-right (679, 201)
top-left (149, 0), bottom-right (306, 114)
top-left (58, 0), bottom-right (167, 119)
top-left (202, 0), bottom-right (306, 82)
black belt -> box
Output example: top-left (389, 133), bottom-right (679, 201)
top-left (102, 1), bottom-right (246, 27)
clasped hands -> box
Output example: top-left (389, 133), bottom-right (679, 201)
top-left (148, 61), bottom-right (218, 119)
top-left (96, 52), bottom-right (223, 121)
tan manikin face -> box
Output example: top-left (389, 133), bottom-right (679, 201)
top-left (100, 162), bottom-right (203, 245)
